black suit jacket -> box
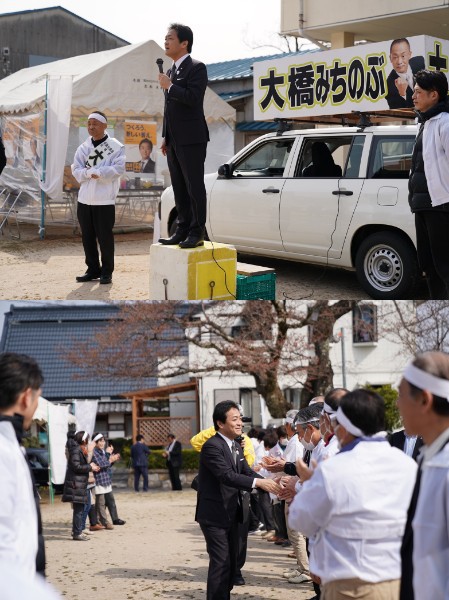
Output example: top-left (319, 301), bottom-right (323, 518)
top-left (163, 55), bottom-right (210, 146)
top-left (195, 434), bottom-right (260, 528)
top-left (167, 440), bottom-right (182, 468)
top-left (389, 429), bottom-right (423, 461)
top-left (141, 158), bottom-right (155, 174)
top-left (386, 55), bottom-right (426, 109)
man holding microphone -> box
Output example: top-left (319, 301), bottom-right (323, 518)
top-left (157, 23), bottom-right (209, 249)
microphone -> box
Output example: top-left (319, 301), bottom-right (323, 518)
top-left (156, 58), bottom-right (164, 74)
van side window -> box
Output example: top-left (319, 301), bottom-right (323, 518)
top-left (368, 136), bottom-right (415, 179)
top-left (232, 139), bottom-right (294, 177)
top-left (295, 136), bottom-right (353, 178)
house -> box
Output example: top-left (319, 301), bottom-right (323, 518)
top-left (207, 50), bottom-right (318, 152)
top-left (0, 303), bottom-right (156, 438)
top-left (0, 6), bottom-right (128, 79)
top-left (185, 301), bottom-right (413, 429)
top-left (280, 0), bottom-right (449, 49)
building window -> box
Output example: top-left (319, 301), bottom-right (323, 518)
top-left (352, 304), bottom-right (378, 344)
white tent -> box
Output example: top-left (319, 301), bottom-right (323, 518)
top-left (0, 40), bottom-right (235, 226)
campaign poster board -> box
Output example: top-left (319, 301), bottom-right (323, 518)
top-left (253, 35), bottom-right (449, 120)
top-left (123, 120), bottom-right (159, 189)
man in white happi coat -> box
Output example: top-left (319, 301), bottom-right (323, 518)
top-left (289, 389), bottom-right (417, 600)
top-left (397, 351), bottom-right (449, 600)
top-left (72, 110), bottom-right (125, 285)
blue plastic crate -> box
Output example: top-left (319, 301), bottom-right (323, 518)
top-left (236, 272), bottom-right (276, 300)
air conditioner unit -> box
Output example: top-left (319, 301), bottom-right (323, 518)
top-left (2, 47), bottom-right (10, 56)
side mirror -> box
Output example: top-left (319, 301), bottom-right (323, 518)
top-left (218, 163), bottom-right (233, 179)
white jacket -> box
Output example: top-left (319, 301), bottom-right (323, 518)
top-left (413, 443), bottom-right (449, 600)
top-left (288, 439), bottom-right (417, 585)
top-left (71, 136), bottom-right (125, 206)
top-left (422, 111), bottom-right (449, 207)
top-left (0, 421), bottom-right (38, 580)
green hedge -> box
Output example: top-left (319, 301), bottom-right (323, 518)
top-left (112, 439), bottom-right (200, 470)
top-left (148, 449), bottom-right (200, 470)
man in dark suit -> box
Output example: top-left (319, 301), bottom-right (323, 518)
top-left (158, 23), bottom-right (209, 249)
top-left (195, 400), bottom-right (281, 599)
top-left (163, 433), bottom-right (182, 490)
top-left (389, 428), bottom-right (423, 461)
top-left (138, 138), bottom-right (155, 174)
top-left (130, 434), bottom-right (150, 492)
top-left (386, 38), bottom-right (425, 109)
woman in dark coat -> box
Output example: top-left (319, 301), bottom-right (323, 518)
top-left (62, 431), bottom-right (99, 541)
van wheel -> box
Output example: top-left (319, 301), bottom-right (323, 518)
top-left (355, 232), bottom-right (418, 299)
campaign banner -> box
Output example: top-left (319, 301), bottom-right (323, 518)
top-left (123, 120), bottom-right (158, 187)
top-left (85, 136), bottom-right (123, 168)
top-left (253, 35), bottom-right (449, 120)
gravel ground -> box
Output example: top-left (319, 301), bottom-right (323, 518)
top-left (42, 489), bottom-right (314, 600)
top-left (0, 224), bottom-right (374, 300)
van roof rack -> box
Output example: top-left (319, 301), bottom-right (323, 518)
top-left (352, 111), bottom-right (373, 130)
top-left (274, 118), bottom-right (293, 135)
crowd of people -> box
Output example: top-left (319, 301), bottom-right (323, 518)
top-left (62, 430), bottom-right (126, 541)
top-left (1, 349), bottom-right (449, 600)
top-left (193, 352), bottom-right (449, 600)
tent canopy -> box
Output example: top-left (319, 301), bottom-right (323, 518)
top-left (0, 39), bottom-right (235, 123)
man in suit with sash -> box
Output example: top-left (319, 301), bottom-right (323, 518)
top-left (158, 23), bottom-right (209, 249)
top-left (195, 400), bottom-right (281, 600)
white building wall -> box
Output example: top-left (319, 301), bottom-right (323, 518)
top-left (330, 305), bottom-right (413, 390)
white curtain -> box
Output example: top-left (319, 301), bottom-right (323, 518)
top-left (40, 75), bottom-right (73, 201)
top-left (74, 399), bottom-right (98, 438)
top-left (47, 402), bottom-right (70, 485)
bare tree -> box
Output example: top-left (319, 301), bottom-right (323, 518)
top-left (381, 301), bottom-right (449, 355)
top-left (64, 300), bottom-right (355, 418)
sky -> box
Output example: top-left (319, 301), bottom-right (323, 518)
top-left (1, 0), bottom-right (286, 64)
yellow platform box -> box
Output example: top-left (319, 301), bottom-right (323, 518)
top-left (149, 242), bottom-right (237, 300)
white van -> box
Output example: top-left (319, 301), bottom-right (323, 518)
top-left (159, 125), bottom-right (418, 299)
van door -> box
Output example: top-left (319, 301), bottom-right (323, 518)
top-left (280, 135), bottom-right (366, 259)
top-left (208, 137), bottom-right (295, 251)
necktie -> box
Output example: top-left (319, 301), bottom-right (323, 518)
top-left (231, 441), bottom-right (238, 466)
top-left (170, 64), bottom-right (176, 82)
top-left (141, 161), bottom-right (145, 172)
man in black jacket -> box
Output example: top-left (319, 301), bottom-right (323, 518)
top-left (195, 400), bottom-right (281, 600)
top-left (0, 352), bottom-right (46, 576)
top-left (408, 69), bottom-right (449, 299)
top-left (163, 433), bottom-right (182, 490)
top-left (131, 434), bottom-right (150, 492)
top-left (158, 23), bottom-right (209, 249)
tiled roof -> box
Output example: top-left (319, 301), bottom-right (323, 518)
top-left (207, 49), bottom-right (319, 81)
top-left (0, 303), bottom-right (190, 400)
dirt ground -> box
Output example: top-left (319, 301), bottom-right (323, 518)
top-left (0, 223), bottom-right (370, 301)
top-left (42, 489), bottom-right (314, 600)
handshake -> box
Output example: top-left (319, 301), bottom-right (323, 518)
top-left (255, 477), bottom-right (283, 495)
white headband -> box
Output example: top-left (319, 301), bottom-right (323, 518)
top-left (82, 432), bottom-right (88, 442)
top-left (93, 433), bottom-right (104, 443)
top-left (88, 112), bottom-right (107, 124)
top-left (403, 363), bottom-right (449, 402)
top-left (285, 416), bottom-right (295, 424)
top-left (322, 401), bottom-right (337, 416)
top-left (335, 406), bottom-right (364, 437)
